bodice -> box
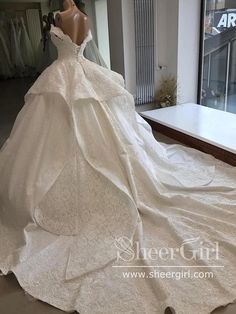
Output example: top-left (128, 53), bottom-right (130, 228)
top-left (50, 25), bottom-right (92, 61)
top-left (26, 24), bottom-right (127, 104)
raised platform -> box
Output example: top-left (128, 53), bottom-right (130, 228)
top-left (140, 103), bottom-right (236, 166)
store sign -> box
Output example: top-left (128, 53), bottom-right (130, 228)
top-left (214, 11), bottom-right (236, 28)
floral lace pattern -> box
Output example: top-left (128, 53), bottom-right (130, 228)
top-left (0, 26), bottom-right (236, 314)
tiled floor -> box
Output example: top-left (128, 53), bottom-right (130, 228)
top-left (0, 81), bottom-right (235, 313)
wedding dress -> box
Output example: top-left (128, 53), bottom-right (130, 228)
top-left (37, 30), bottom-right (106, 74)
top-left (10, 19), bottom-right (25, 77)
top-left (0, 26), bottom-right (236, 314)
top-left (20, 17), bottom-right (35, 71)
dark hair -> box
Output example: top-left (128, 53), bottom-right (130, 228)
top-left (74, 0), bottom-right (86, 14)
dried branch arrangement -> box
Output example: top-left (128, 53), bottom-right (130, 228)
top-left (155, 75), bottom-right (177, 108)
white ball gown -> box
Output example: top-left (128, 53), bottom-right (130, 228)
top-left (19, 17), bottom-right (35, 73)
top-left (10, 19), bottom-right (25, 77)
top-left (0, 26), bottom-right (236, 314)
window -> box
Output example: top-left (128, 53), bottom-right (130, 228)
top-left (199, 0), bottom-right (236, 114)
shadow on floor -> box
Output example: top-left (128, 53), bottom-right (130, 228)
top-left (0, 273), bottom-right (77, 314)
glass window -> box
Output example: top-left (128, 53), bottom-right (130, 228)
top-left (199, 0), bottom-right (236, 114)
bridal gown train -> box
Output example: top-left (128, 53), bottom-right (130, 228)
top-left (0, 26), bottom-right (236, 314)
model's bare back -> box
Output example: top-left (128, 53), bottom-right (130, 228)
top-left (55, 0), bottom-right (89, 46)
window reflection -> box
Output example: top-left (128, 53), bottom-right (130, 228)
top-left (200, 0), bottom-right (236, 114)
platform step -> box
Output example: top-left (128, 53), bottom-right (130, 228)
top-left (141, 103), bottom-right (236, 165)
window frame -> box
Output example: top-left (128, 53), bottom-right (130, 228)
top-left (197, 0), bottom-right (206, 104)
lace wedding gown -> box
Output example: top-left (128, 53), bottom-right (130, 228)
top-left (20, 17), bottom-right (35, 71)
top-left (10, 19), bottom-right (25, 77)
top-left (0, 26), bottom-right (236, 314)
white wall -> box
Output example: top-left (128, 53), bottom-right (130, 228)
top-left (120, 0), bottom-right (179, 97)
top-left (95, 0), bottom-right (110, 68)
top-left (155, 0), bottom-right (179, 85)
top-left (155, 0), bottom-right (201, 104)
top-left (107, 0), bottom-right (125, 76)
top-left (177, 0), bottom-right (201, 104)
top-left (85, 0), bottom-right (98, 44)
top-left (107, 0), bottom-right (182, 100)
top-left (121, 0), bottom-right (136, 95)
top-left (122, 0), bottom-right (201, 105)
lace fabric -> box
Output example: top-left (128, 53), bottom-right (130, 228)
top-left (26, 27), bottom-right (126, 105)
top-left (0, 26), bottom-right (236, 314)
top-left (50, 25), bottom-right (92, 60)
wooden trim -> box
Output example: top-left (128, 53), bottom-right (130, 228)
top-left (143, 117), bottom-right (236, 166)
